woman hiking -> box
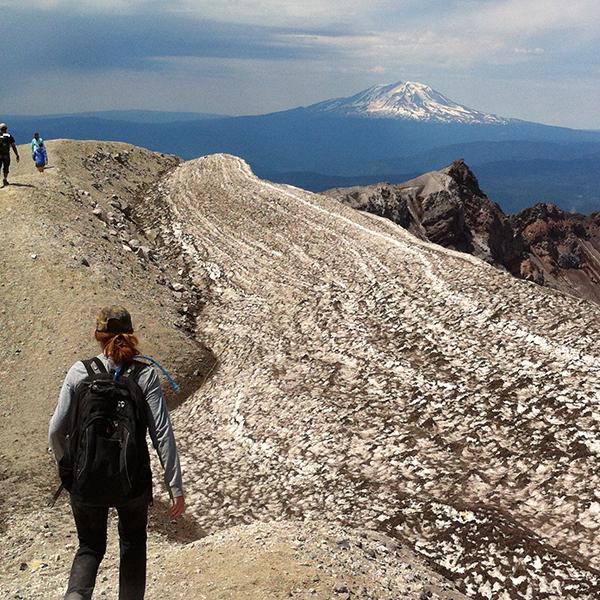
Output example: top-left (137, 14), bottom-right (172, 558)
top-left (49, 305), bottom-right (185, 600)
top-left (31, 132), bottom-right (48, 172)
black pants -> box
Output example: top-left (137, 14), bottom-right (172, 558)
top-left (65, 493), bottom-right (149, 600)
top-left (0, 155), bottom-right (9, 178)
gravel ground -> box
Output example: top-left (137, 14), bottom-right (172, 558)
top-left (1, 142), bottom-right (599, 600)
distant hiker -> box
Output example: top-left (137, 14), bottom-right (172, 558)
top-left (0, 123), bottom-right (20, 187)
top-left (32, 140), bottom-right (48, 173)
top-left (31, 132), bottom-right (48, 171)
top-left (31, 132), bottom-right (44, 152)
top-left (48, 305), bottom-right (185, 600)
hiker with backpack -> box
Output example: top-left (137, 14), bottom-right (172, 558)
top-left (0, 123), bottom-right (20, 187)
top-left (32, 141), bottom-right (48, 173)
top-left (31, 132), bottom-right (48, 172)
top-left (48, 306), bottom-right (185, 600)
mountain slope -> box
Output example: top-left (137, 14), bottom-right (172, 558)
top-left (1, 143), bottom-right (599, 600)
top-left (143, 154), bottom-right (599, 599)
top-left (306, 81), bottom-right (508, 124)
top-left (326, 161), bottom-right (600, 305)
top-left (511, 203), bottom-right (600, 303)
top-left (0, 141), bottom-right (467, 600)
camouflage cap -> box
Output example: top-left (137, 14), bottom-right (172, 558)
top-left (96, 305), bottom-right (134, 334)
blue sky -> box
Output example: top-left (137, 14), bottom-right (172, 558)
top-left (1, 0), bottom-right (599, 128)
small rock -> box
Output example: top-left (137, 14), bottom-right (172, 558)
top-left (128, 239), bottom-right (141, 250)
top-left (81, 257), bottom-right (90, 267)
top-left (30, 253), bottom-right (38, 260)
top-left (137, 246), bottom-right (153, 260)
top-left (29, 559), bottom-right (48, 571)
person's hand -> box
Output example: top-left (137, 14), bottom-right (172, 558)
top-left (15, 155), bottom-right (20, 162)
top-left (169, 494), bottom-right (185, 519)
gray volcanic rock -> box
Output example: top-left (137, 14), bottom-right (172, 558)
top-left (327, 162), bottom-right (600, 305)
top-left (327, 160), bottom-right (525, 272)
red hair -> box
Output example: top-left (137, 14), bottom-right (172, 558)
top-left (95, 331), bottom-right (140, 365)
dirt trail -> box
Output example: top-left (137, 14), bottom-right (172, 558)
top-left (0, 140), bottom-right (212, 502)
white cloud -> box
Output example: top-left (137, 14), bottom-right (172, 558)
top-left (461, 0), bottom-right (600, 35)
top-left (167, 0), bottom-right (405, 27)
top-left (0, 0), bottom-right (165, 11)
top-left (514, 48), bottom-right (545, 56)
top-left (2, 0), bottom-right (599, 126)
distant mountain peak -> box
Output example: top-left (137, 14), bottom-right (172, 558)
top-left (307, 80), bottom-right (509, 125)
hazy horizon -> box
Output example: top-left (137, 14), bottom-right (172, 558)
top-left (1, 1), bottom-right (599, 129)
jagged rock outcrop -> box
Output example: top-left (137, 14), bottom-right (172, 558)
top-left (327, 161), bottom-right (600, 305)
top-left (511, 203), bottom-right (600, 305)
top-left (326, 160), bottom-right (525, 273)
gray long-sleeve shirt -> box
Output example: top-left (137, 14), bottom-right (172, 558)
top-left (48, 354), bottom-right (183, 497)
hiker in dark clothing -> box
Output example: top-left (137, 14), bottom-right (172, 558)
top-left (0, 123), bottom-right (20, 186)
top-left (49, 306), bottom-right (185, 600)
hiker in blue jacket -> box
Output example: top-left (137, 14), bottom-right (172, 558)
top-left (49, 305), bottom-right (185, 600)
top-left (32, 141), bottom-right (48, 173)
top-left (31, 133), bottom-right (48, 172)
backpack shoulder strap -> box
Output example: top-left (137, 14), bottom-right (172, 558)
top-left (124, 360), bottom-right (148, 383)
top-left (81, 357), bottom-right (108, 377)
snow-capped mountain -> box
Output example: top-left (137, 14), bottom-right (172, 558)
top-left (307, 81), bottom-right (509, 124)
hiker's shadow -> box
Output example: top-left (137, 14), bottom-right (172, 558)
top-left (6, 183), bottom-right (36, 188)
top-left (149, 498), bottom-right (208, 543)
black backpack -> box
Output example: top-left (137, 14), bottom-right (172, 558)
top-left (57, 357), bottom-right (152, 506)
top-left (0, 134), bottom-right (12, 155)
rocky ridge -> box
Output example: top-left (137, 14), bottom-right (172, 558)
top-left (326, 161), bottom-right (600, 305)
top-left (0, 141), bottom-right (465, 599)
top-left (148, 154), bottom-right (599, 599)
top-left (1, 143), bottom-right (599, 599)
top-left (512, 203), bottom-right (600, 304)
